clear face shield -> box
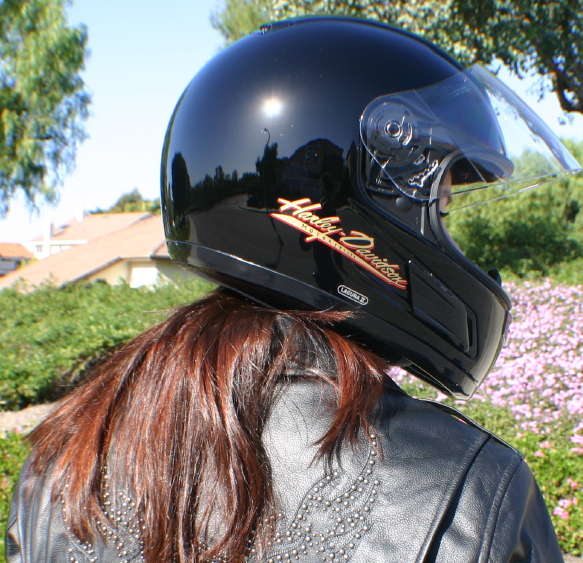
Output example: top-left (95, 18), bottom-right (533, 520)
top-left (360, 64), bottom-right (581, 249)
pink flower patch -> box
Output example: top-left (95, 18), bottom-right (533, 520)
top-left (553, 506), bottom-right (570, 520)
top-left (392, 281), bottom-right (583, 453)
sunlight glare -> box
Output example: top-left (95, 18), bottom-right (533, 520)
top-left (264, 98), bottom-right (282, 116)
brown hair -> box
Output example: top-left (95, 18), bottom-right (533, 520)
top-left (28, 290), bottom-right (388, 562)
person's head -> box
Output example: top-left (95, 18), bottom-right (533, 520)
top-left (161, 17), bottom-right (580, 399)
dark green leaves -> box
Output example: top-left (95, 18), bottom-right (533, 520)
top-left (0, 277), bottom-right (214, 409)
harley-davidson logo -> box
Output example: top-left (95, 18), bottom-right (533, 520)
top-left (270, 198), bottom-right (408, 290)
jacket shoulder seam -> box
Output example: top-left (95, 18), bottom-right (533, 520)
top-left (420, 399), bottom-right (522, 457)
top-left (477, 453), bottom-right (524, 563)
top-left (416, 429), bottom-right (490, 563)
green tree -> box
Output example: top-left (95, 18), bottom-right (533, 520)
top-left (0, 0), bottom-right (90, 215)
top-left (211, 0), bottom-right (272, 44)
top-left (212, 0), bottom-right (583, 115)
top-left (92, 188), bottom-right (161, 214)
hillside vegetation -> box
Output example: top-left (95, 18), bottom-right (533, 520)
top-left (0, 278), bottom-right (215, 410)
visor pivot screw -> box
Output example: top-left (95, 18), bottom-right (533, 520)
top-left (395, 196), bottom-right (413, 212)
top-left (385, 121), bottom-right (402, 138)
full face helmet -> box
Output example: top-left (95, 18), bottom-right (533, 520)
top-left (161, 17), bottom-right (580, 399)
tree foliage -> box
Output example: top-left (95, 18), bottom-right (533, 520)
top-left (91, 188), bottom-right (161, 214)
top-left (444, 140), bottom-right (583, 279)
top-left (0, 0), bottom-right (90, 215)
top-left (210, 0), bottom-right (272, 44)
top-left (212, 0), bottom-right (583, 115)
top-left (452, 0), bottom-right (583, 114)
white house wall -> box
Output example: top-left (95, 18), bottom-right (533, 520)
top-left (87, 261), bottom-right (130, 285)
top-left (153, 260), bottom-right (193, 285)
top-left (86, 259), bottom-right (190, 287)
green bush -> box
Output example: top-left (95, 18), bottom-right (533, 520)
top-left (0, 277), bottom-right (215, 410)
top-left (0, 433), bottom-right (29, 560)
top-left (444, 139), bottom-right (583, 282)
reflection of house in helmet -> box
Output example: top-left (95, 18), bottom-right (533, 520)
top-left (285, 139), bottom-right (345, 201)
top-left (161, 17), bottom-right (578, 399)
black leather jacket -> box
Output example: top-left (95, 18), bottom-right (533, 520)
top-left (6, 378), bottom-right (564, 562)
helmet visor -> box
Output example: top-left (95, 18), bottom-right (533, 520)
top-left (360, 64), bottom-right (581, 212)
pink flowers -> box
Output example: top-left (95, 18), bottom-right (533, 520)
top-left (554, 498), bottom-right (579, 520)
top-left (554, 506), bottom-right (570, 520)
top-left (567, 478), bottom-right (580, 490)
top-left (453, 280), bottom-right (582, 444)
top-left (390, 277), bottom-right (583, 445)
top-left (571, 433), bottom-right (583, 455)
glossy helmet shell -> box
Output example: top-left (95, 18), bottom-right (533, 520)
top-left (161, 17), bottom-right (511, 399)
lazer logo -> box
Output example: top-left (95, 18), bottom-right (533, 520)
top-left (270, 198), bottom-right (408, 290)
top-left (338, 285), bottom-right (369, 305)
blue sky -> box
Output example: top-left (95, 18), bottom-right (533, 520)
top-left (0, 0), bottom-right (224, 242)
top-left (0, 1), bottom-right (582, 242)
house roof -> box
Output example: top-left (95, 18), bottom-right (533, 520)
top-left (0, 243), bottom-right (34, 259)
top-left (33, 212), bottom-right (152, 243)
top-left (0, 215), bottom-right (170, 290)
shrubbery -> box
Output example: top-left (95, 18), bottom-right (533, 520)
top-left (0, 277), bottom-right (215, 409)
top-left (445, 139), bottom-right (583, 281)
top-left (0, 433), bottom-right (29, 559)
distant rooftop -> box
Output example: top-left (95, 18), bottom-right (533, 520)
top-left (36, 211), bottom-right (152, 242)
top-left (0, 243), bottom-right (34, 260)
top-left (25, 212), bottom-right (154, 260)
top-left (0, 214), bottom-right (169, 290)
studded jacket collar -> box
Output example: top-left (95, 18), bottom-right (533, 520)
top-left (6, 378), bottom-right (563, 563)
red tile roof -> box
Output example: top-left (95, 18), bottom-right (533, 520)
top-left (33, 212), bottom-right (152, 242)
top-left (0, 243), bottom-right (34, 259)
top-left (0, 215), bottom-right (170, 290)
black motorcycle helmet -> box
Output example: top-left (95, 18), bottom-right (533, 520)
top-left (161, 17), bottom-right (580, 398)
